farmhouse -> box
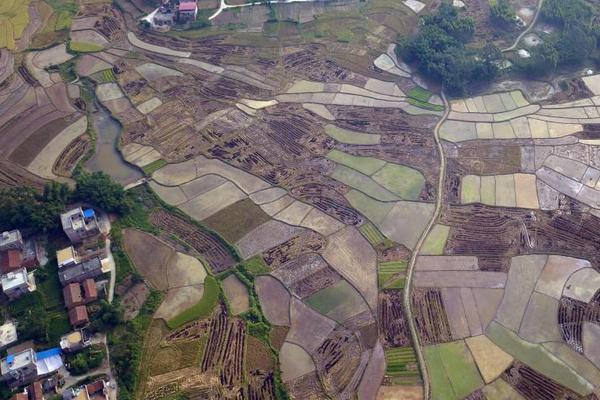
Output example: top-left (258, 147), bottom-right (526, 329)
top-left (0, 349), bottom-right (37, 387)
top-left (1, 268), bottom-right (36, 301)
top-left (10, 381), bottom-right (44, 400)
top-left (63, 280), bottom-right (98, 309)
top-left (177, 0), bottom-right (197, 21)
top-left (58, 257), bottom-right (106, 286)
top-left (63, 379), bottom-right (110, 400)
top-left (61, 208), bottom-right (101, 244)
top-left (0, 322), bottom-right (17, 350)
top-left (59, 330), bottom-right (91, 353)
top-left (68, 306), bottom-right (89, 328)
top-left (0, 231), bottom-right (40, 274)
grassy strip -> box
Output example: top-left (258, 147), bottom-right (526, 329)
top-left (45, 0), bottom-right (78, 31)
top-left (142, 159), bottom-right (167, 176)
top-left (359, 222), bottom-right (386, 246)
top-left (385, 347), bottom-right (420, 378)
top-left (378, 260), bottom-right (407, 287)
top-left (407, 87), bottom-right (432, 102)
top-left (69, 41), bottom-right (104, 53)
top-left (166, 276), bottom-right (220, 329)
top-left (407, 97), bottom-right (444, 111)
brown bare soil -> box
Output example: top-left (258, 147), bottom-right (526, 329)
top-left (558, 293), bottom-right (600, 353)
top-left (149, 209), bottom-right (237, 273)
top-left (245, 336), bottom-right (274, 372)
top-left (269, 326), bottom-right (289, 351)
top-left (202, 198), bottom-right (271, 243)
top-left (247, 370), bottom-right (277, 400)
top-left (286, 371), bottom-right (327, 400)
top-left (0, 158), bottom-right (47, 190)
top-left (272, 253), bottom-right (342, 299)
top-left (448, 142), bottom-right (523, 176)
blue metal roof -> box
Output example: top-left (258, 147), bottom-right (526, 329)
top-left (82, 209), bottom-right (95, 218)
top-left (6, 354), bottom-right (14, 364)
top-left (36, 347), bottom-right (61, 360)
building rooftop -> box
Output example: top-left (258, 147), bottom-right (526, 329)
top-left (59, 258), bottom-right (102, 284)
top-left (1, 250), bottom-right (23, 273)
top-left (82, 279), bottom-right (98, 300)
top-left (28, 381), bottom-right (43, 400)
top-left (57, 247), bottom-right (77, 269)
top-left (61, 208), bottom-right (99, 237)
top-left (0, 322), bottom-right (17, 348)
top-left (68, 306), bottom-right (89, 327)
top-left (1, 268), bottom-right (29, 291)
top-left (60, 331), bottom-right (82, 351)
top-left (63, 283), bottom-right (83, 309)
top-left (0, 230), bottom-right (22, 250)
top-left (179, 1), bottom-right (197, 11)
top-left (1, 349), bottom-right (36, 375)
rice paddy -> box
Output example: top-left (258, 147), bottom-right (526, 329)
top-left (0, 0), bottom-right (30, 49)
top-left (359, 221), bottom-right (387, 246)
top-left (385, 347), bottom-right (420, 378)
top-left (378, 261), bottom-right (407, 288)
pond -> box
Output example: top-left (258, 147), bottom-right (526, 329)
top-left (85, 103), bottom-right (142, 186)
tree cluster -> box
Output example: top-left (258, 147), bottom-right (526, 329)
top-left (65, 345), bottom-right (107, 375)
top-left (517, 0), bottom-right (599, 76)
top-left (0, 172), bottom-right (132, 233)
top-left (490, 0), bottom-right (517, 28)
top-left (398, 3), bottom-right (502, 95)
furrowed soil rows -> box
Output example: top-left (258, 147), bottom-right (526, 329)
top-left (53, 134), bottom-right (91, 177)
top-left (503, 362), bottom-right (597, 400)
top-left (149, 209), bottom-right (236, 273)
top-left (313, 326), bottom-right (362, 396)
top-left (379, 290), bottom-right (412, 348)
top-left (410, 288), bottom-right (453, 346)
top-left (262, 231), bottom-right (327, 269)
top-left (558, 293), bottom-right (600, 353)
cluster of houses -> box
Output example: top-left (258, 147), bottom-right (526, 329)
top-left (0, 206), bottom-right (112, 399)
top-left (145, 0), bottom-right (199, 31)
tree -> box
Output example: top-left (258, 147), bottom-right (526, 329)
top-left (490, 0), bottom-right (516, 28)
top-left (399, 3), bottom-right (501, 95)
top-left (90, 301), bottom-right (123, 332)
top-left (75, 171), bottom-right (132, 215)
top-left (0, 183), bottom-right (70, 232)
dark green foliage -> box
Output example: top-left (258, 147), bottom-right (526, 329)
top-left (90, 300), bottom-right (123, 333)
top-left (65, 345), bottom-right (107, 375)
top-left (11, 292), bottom-right (49, 342)
top-left (108, 290), bottom-right (162, 400)
top-left (399, 3), bottom-right (501, 95)
top-left (0, 182), bottom-right (70, 232)
top-left (75, 171), bottom-right (133, 215)
top-left (517, 0), bottom-right (599, 75)
top-left (490, 0), bottom-right (516, 28)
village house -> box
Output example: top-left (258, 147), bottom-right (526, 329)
top-left (68, 306), bottom-right (89, 328)
top-left (58, 257), bottom-right (107, 286)
top-left (0, 349), bottom-right (38, 388)
top-left (62, 379), bottom-right (110, 400)
top-left (177, 0), bottom-right (198, 21)
top-left (0, 322), bottom-right (18, 350)
top-left (59, 330), bottom-right (91, 353)
top-left (9, 381), bottom-right (44, 400)
top-left (1, 268), bottom-right (36, 301)
top-left (60, 208), bottom-right (101, 244)
top-left (0, 230), bottom-right (40, 274)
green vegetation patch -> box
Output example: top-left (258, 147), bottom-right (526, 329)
top-left (421, 225), bottom-right (450, 255)
top-left (0, 0), bottom-right (30, 50)
top-left (372, 164), bottom-right (426, 200)
top-left (305, 280), bottom-right (368, 323)
top-left (359, 221), bottom-right (388, 246)
top-left (486, 321), bottom-right (593, 395)
top-left (327, 149), bottom-right (386, 175)
top-left (385, 347), bottom-right (420, 378)
top-left (378, 261), bottom-right (407, 288)
top-left (324, 124), bottom-right (381, 145)
top-left (240, 255), bottom-right (270, 276)
top-left (331, 165), bottom-right (398, 202)
top-left (347, 190), bottom-right (394, 226)
top-left (142, 159), bottom-right (167, 176)
top-left (202, 198), bottom-right (271, 243)
top-left (424, 341), bottom-right (484, 400)
top-left (45, 0), bottom-right (78, 31)
top-left (70, 41), bottom-right (104, 53)
top-left (407, 87), bottom-right (432, 102)
top-left (407, 97), bottom-right (445, 111)
top-left (167, 276), bottom-right (220, 329)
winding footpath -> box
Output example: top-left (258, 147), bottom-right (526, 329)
top-left (402, 92), bottom-right (449, 400)
top-left (501, 0), bottom-right (545, 53)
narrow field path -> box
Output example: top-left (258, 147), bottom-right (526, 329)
top-left (502, 0), bottom-right (545, 52)
top-left (402, 92), bottom-right (449, 400)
